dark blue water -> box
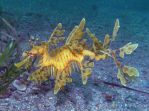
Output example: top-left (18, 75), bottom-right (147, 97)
top-left (0, 0), bottom-right (149, 41)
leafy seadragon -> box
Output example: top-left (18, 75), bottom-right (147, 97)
top-left (15, 18), bottom-right (139, 94)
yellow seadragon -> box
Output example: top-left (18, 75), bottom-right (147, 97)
top-left (15, 18), bottom-right (139, 94)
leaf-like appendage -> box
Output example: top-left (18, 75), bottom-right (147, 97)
top-left (103, 34), bottom-right (110, 48)
top-left (124, 42), bottom-right (138, 54)
top-left (117, 69), bottom-right (127, 86)
top-left (48, 23), bottom-right (65, 46)
top-left (28, 67), bottom-right (50, 83)
top-left (112, 19), bottom-right (120, 41)
top-left (81, 68), bottom-right (92, 85)
top-left (116, 65), bottom-right (139, 86)
top-left (15, 56), bottom-right (31, 68)
top-left (119, 50), bottom-right (125, 58)
top-left (119, 42), bottom-right (138, 58)
top-left (122, 65), bottom-right (139, 77)
top-left (83, 61), bottom-right (94, 68)
top-left (54, 81), bottom-right (61, 94)
top-left (86, 28), bottom-right (103, 52)
top-left (66, 18), bottom-right (85, 45)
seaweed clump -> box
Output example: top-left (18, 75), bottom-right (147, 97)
top-left (0, 18), bottom-right (33, 93)
top-left (14, 18), bottom-right (139, 94)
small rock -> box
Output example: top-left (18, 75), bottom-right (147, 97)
top-left (102, 93), bottom-right (115, 102)
top-left (12, 80), bottom-right (27, 91)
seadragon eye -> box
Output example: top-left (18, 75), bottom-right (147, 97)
top-left (27, 52), bottom-right (35, 57)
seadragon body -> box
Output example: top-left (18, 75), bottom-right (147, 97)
top-left (26, 37), bottom-right (106, 94)
top-left (15, 18), bottom-right (139, 94)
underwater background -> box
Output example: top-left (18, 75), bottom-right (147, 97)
top-left (0, 0), bottom-right (149, 111)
